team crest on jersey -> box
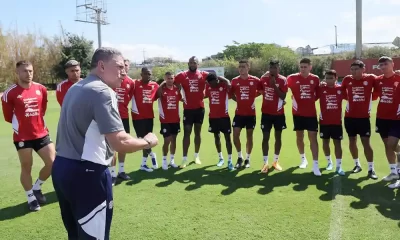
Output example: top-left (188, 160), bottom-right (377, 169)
top-left (219, 87), bottom-right (223, 91)
top-left (337, 90), bottom-right (341, 94)
top-left (363, 81), bottom-right (368, 86)
top-left (36, 90), bottom-right (41, 95)
top-left (320, 133), bottom-right (324, 137)
top-left (310, 80), bottom-right (314, 84)
top-left (163, 129), bottom-right (167, 133)
top-left (250, 82), bottom-right (254, 86)
top-left (18, 142), bottom-right (24, 147)
top-left (126, 84), bottom-right (130, 89)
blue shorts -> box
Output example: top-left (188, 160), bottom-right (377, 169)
top-left (52, 156), bottom-right (113, 240)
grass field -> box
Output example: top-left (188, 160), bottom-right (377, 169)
top-left (0, 91), bottom-right (399, 240)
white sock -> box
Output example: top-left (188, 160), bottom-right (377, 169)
top-left (150, 152), bottom-right (156, 159)
top-left (228, 154), bottom-right (232, 162)
top-left (326, 155), bottom-right (332, 163)
top-left (300, 153), bottom-right (307, 162)
top-left (238, 151), bottom-right (243, 159)
top-left (194, 153), bottom-right (199, 158)
top-left (162, 156), bottom-right (167, 162)
top-left (32, 178), bottom-right (45, 191)
top-left (183, 156), bottom-right (187, 161)
top-left (313, 160), bottom-right (319, 167)
top-left (390, 164), bottom-right (397, 174)
top-left (336, 159), bottom-right (342, 169)
top-left (26, 189), bottom-right (36, 203)
top-left (218, 152), bottom-right (223, 160)
top-left (274, 154), bottom-right (279, 163)
top-left (170, 154), bottom-right (175, 163)
top-left (141, 157), bottom-right (147, 166)
top-left (110, 166), bottom-right (117, 177)
top-left (368, 162), bottom-right (374, 171)
top-left (263, 156), bottom-right (269, 164)
top-left (119, 163), bottom-right (125, 173)
top-left (354, 158), bottom-right (361, 167)
top-left (246, 153), bottom-right (251, 160)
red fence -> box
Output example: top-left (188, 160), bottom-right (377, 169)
top-left (331, 58), bottom-right (400, 77)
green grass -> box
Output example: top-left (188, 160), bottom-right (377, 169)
top-left (0, 91), bottom-right (399, 240)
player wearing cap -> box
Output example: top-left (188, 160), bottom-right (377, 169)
top-left (287, 58), bottom-right (321, 176)
top-left (2, 61), bottom-right (55, 211)
top-left (205, 73), bottom-right (234, 170)
top-left (131, 67), bottom-right (159, 172)
top-left (341, 60), bottom-right (378, 180)
top-left (56, 60), bottom-right (82, 106)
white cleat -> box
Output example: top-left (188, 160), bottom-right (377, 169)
top-left (388, 180), bottom-right (400, 189)
top-left (313, 167), bottom-right (322, 176)
top-left (299, 160), bottom-right (308, 169)
top-left (382, 173), bottom-right (399, 182)
top-left (169, 162), bottom-right (179, 168)
top-left (140, 165), bottom-right (154, 172)
top-left (162, 161), bottom-right (168, 170)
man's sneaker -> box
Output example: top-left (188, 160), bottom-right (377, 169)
top-left (272, 162), bottom-right (283, 171)
top-left (261, 164), bottom-right (269, 173)
top-left (140, 165), bottom-right (154, 172)
top-left (336, 167), bottom-right (345, 176)
top-left (33, 190), bottom-right (46, 205)
top-left (244, 160), bottom-right (250, 168)
top-left (151, 157), bottom-right (158, 169)
top-left (117, 172), bottom-right (131, 181)
top-left (326, 162), bottom-right (333, 171)
top-left (368, 170), bottom-right (378, 180)
top-left (388, 180), bottom-right (400, 189)
top-left (235, 158), bottom-right (243, 169)
top-left (352, 165), bottom-right (362, 173)
top-left (313, 167), bottom-right (322, 176)
top-left (217, 159), bottom-right (224, 167)
top-left (180, 159), bottom-right (188, 168)
top-left (170, 162), bottom-right (179, 168)
top-left (112, 177), bottom-right (117, 186)
top-left (195, 157), bottom-right (202, 165)
top-left (162, 161), bottom-right (168, 170)
top-left (228, 161), bottom-right (234, 171)
top-left (299, 160), bottom-right (308, 169)
top-left (382, 173), bottom-right (399, 182)
top-left (28, 200), bottom-right (40, 211)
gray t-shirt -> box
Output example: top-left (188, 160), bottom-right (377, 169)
top-left (56, 74), bottom-right (124, 165)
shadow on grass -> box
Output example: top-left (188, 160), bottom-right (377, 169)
top-left (0, 191), bottom-right (58, 221)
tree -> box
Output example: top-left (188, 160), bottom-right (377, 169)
top-left (53, 33), bottom-right (94, 81)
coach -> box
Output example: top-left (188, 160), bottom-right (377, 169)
top-left (52, 47), bottom-right (158, 240)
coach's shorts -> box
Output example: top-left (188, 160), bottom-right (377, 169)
top-left (183, 108), bottom-right (205, 126)
top-left (14, 134), bottom-right (52, 152)
top-left (344, 117), bottom-right (371, 138)
top-left (52, 156), bottom-right (113, 240)
top-left (232, 115), bottom-right (256, 130)
top-left (293, 115), bottom-right (318, 132)
top-left (160, 123), bottom-right (181, 138)
top-left (209, 117), bottom-right (232, 134)
top-left (122, 118), bottom-right (130, 134)
top-left (133, 119), bottom-right (154, 138)
top-left (376, 118), bottom-right (398, 139)
top-left (319, 124), bottom-right (343, 140)
top-left (261, 114), bottom-right (287, 132)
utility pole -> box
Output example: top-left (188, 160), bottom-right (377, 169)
top-left (142, 49), bottom-right (146, 63)
top-left (355, 0), bottom-right (362, 59)
top-left (335, 25), bottom-right (338, 48)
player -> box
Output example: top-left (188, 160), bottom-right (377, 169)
top-left (131, 67), bottom-right (159, 172)
top-left (317, 70), bottom-right (346, 176)
top-left (259, 60), bottom-right (287, 173)
top-left (1, 61), bottom-right (55, 211)
top-left (287, 58), bottom-right (321, 176)
top-left (205, 73), bottom-right (234, 170)
top-left (230, 60), bottom-right (260, 169)
top-left (172, 56), bottom-right (230, 168)
top-left (110, 59), bottom-right (135, 185)
top-left (155, 72), bottom-right (181, 170)
top-left (56, 60), bottom-right (81, 106)
top-left (341, 60), bottom-right (377, 180)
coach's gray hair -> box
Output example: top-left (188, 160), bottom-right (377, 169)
top-left (90, 47), bottom-right (123, 69)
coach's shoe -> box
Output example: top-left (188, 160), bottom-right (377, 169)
top-left (180, 159), bottom-right (188, 168)
top-left (368, 170), bottom-right (378, 180)
top-left (272, 162), bottom-right (283, 171)
top-left (195, 157), bottom-right (202, 165)
top-left (299, 160), bottom-right (308, 169)
top-left (140, 165), bottom-right (154, 172)
top-left (388, 180), bottom-right (400, 189)
top-left (112, 177), bottom-right (117, 186)
top-left (28, 200), bottom-right (41, 212)
top-left (244, 160), bottom-right (250, 168)
top-left (326, 162), bottom-right (334, 171)
top-left (261, 164), bottom-right (269, 173)
top-left (33, 190), bottom-right (46, 205)
top-left (117, 172), bottom-right (131, 181)
top-left (235, 158), bottom-right (243, 169)
top-left (336, 167), bottom-right (345, 176)
top-left (382, 173), bottom-right (399, 182)
top-left (169, 161), bottom-right (179, 168)
top-left (228, 161), bottom-right (234, 171)
top-left (352, 165), bottom-right (362, 173)
top-left (217, 159), bottom-right (224, 167)
top-left (162, 160), bottom-right (169, 170)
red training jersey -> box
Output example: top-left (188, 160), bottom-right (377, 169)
top-left (230, 75), bottom-right (260, 116)
top-left (174, 70), bottom-right (209, 109)
top-left (1, 83), bottom-right (49, 142)
top-left (341, 74), bottom-right (376, 118)
top-left (258, 74), bottom-right (288, 115)
top-left (287, 73), bottom-right (320, 117)
top-left (114, 76), bottom-right (135, 119)
top-left (156, 85), bottom-right (181, 123)
top-left (131, 80), bottom-right (159, 120)
top-left (56, 79), bottom-right (76, 106)
top-left (205, 82), bottom-right (230, 119)
top-left (373, 74), bottom-right (400, 120)
top-left (317, 85), bottom-right (345, 125)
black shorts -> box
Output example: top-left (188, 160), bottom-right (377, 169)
top-left (232, 115), bottom-right (256, 130)
top-left (376, 118), bottom-right (398, 139)
top-left (122, 118), bottom-right (130, 133)
top-left (14, 134), bottom-right (52, 152)
top-left (319, 125), bottom-right (343, 140)
top-left (261, 114), bottom-right (287, 132)
top-left (344, 117), bottom-right (371, 138)
top-left (209, 117), bottom-right (232, 134)
top-left (293, 115), bottom-right (318, 132)
top-left (388, 120), bottom-right (400, 139)
top-left (160, 123), bottom-right (181, 138)
top-left (132, 119), bottom-right (154, 138)
top-left (183, 108), bottom-right (205, 126)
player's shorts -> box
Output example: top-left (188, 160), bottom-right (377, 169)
top-left (344, 117), bottom-right (371, 138)
top-left (388, 120), bottom-right (400, 139)
top-left (160, 123), bottom-right (181, 138)
top-left (183, 108), bottom-right (205, 126)
top-left (209, 117), bottom-right (232, 134)
top-left (376, 118), bottom-right (398, 139)
top-left (121, 118), bottom-right (130, 134)
top-left (132, 118), bottom-right (154, 138)
top-left (14, 134), bottom-right (52, 152)
top-left (319, 124), bottom-right (343, 140)
top-left (261, 114), bottom-right (287, 132)
top-left (232, 115), bottom-right (256, 130)
top-left (52, 156), bottom-right (113, 240)
top-left (293, 115), bottom-right (318, 132)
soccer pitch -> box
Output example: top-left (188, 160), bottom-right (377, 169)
top-left (0, 92), bottom-right (399, 240)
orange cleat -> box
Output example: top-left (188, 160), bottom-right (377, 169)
top-left (261, 164), bottom-right (269, 173)
top-left (272, 161), bottom-right (283, 171)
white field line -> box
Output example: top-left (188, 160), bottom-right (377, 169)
top-left (328, 176), bottom-right (343, 240)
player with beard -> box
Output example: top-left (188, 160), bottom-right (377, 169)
top-left (56, 60), bottom-right (82, 106)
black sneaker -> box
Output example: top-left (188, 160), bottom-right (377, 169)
top-left (112, 177), bottom-right (117, 186)
top-left (33, 190), bottom-right (46, 205)
top-left (368, 170), bottom-right (378, 180)
top-left (235, 158), bottom-right (243, 169)
top-left (244, 160), bottom-right (250, 168)
top-left (28, 200), bottom-right (41, 211)
top-left (352, 165), bottom-right (362, 173)
top-left (117, 172), bottom-right (131, 181)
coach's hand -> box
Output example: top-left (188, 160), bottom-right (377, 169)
top-left (143, 133), bottom-right (159, 149)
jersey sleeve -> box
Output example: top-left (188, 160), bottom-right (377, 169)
top-left (372, 76), bottom-right (379, 101)
top-left (56, 84), bottom-right (64, 106)
top-left (151, 82), bottom-right (160, 101)
top-left (93, 88), bottom-right (125, 134)
top-left (314, 77), bottom-right (320, 101)
top-left (41, 86), bottom-right (48, 116)
top-left (1, 90), bottom-right (14, 123)
top-left (287, 75), bottom-right (293, 89)
top-left (230, 79), bottom-right (236, 96)
top-left (201, 71), bottom-right (209, 79)
top-left (174, 72), bottom-right (185, 85)
top-left (281, 77), bottom-right (288, 93)
top-left (205, 85), bottom-right (210, 98)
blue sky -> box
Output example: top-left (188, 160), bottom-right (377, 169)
top-left (1, 0), bottom-right (399, 62)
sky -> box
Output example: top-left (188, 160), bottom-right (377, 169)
top-left (1, 0), bottom-right (400, 63)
